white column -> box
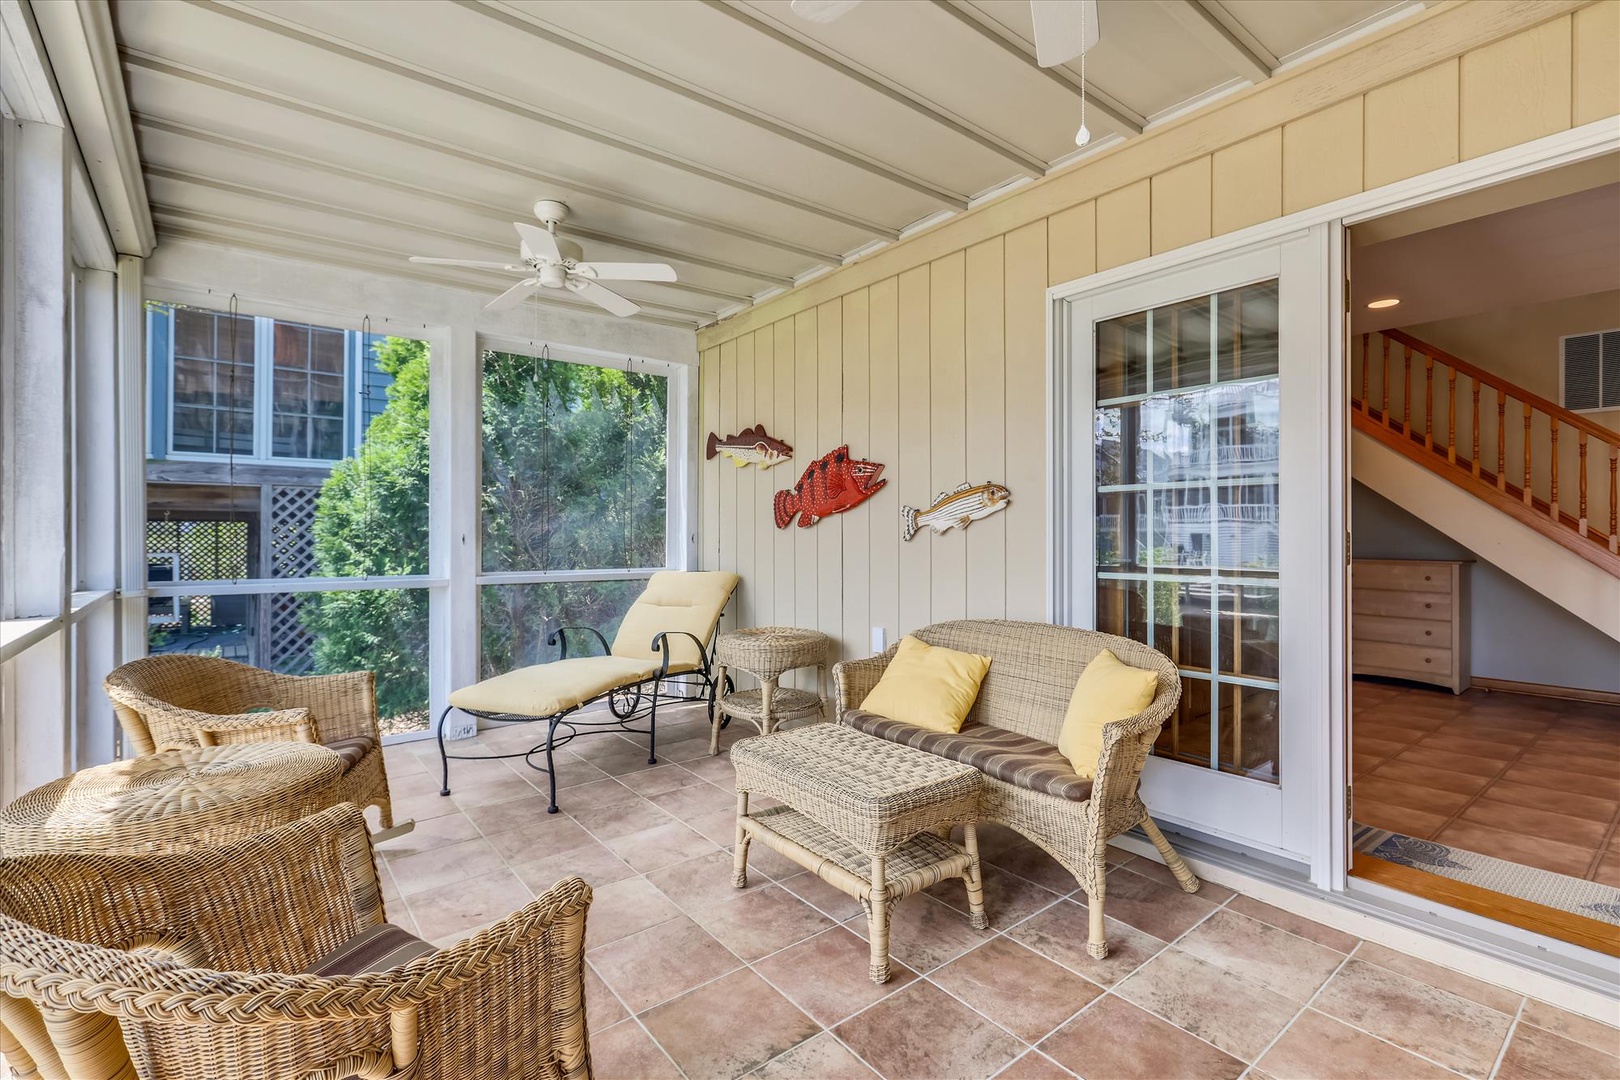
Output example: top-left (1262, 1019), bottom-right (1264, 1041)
top-left (430, 322), bottom-right (478, 739)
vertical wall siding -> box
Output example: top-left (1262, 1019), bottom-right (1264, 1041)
top-left (698, 4), bottom-right (1619, 663)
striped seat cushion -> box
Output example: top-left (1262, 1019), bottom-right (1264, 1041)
top-left (304, 923), bottom-right (437, 977)
top-left (841, 710), bottom-right (1093, 802)
top-left (323, 736), bottom-right (375, 770)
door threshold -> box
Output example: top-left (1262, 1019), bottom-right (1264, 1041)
top-left (1351, 855), bottom-right (1620, 959)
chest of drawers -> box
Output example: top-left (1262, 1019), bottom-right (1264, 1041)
top-left (1351, 559), bottom-right (1470, 694)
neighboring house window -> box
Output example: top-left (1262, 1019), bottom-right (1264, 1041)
top-left (170, 307), bottom-right (254, 455)
top-left (272, 321), bottom-right (347, 460)
top-left (1561, 329), bottom-right (1620, 413)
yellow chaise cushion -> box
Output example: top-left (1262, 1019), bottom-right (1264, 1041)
top-left (448, 657), bottom-right (658, 717)
top-left (612, 571), bottom-right (740, 672)
top-left (860, 635), bottom-right (992, 734)
top-left (1057, 649), bottom-right (1159, 778)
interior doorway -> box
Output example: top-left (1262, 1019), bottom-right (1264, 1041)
top-left (1344, 155), bottom-right (1620, 955)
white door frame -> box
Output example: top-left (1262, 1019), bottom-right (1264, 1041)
top-left (1046, 118), bottom-right (1619, 890)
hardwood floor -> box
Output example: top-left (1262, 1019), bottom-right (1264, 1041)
top-left (1351, 678), bottom-right (1620, 886)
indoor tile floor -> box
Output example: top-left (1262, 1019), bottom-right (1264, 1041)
top-left (1351, 680), bottom-right (1620, 884)
top-left (378, 705), bottom-right (1619, 1080)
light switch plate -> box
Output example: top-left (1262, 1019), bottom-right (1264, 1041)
top-left (871, 626), bottom-right (886, 653)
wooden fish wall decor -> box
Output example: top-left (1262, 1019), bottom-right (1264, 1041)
top-left (706, 425), bottom-right (793, 469)
top-left (774, 446), bottom-right (887, 529)
top-left (902, 482), bottom-right (1011, 541)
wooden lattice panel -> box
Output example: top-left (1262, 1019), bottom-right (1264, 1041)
top-left (269, 485), bottom-right (321, 579)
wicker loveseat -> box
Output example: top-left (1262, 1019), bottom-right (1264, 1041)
top-left (0, 804), bottom-right (592, 1080)
top-left (105, 654), bottom-right (397, 830)
top-left (834, 620), bottom-right (1199, 959)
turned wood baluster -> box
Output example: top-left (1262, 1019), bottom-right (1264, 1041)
top-left (1578, 432), bottom-right (1588, 536)
top-left (1403, 346), bottom-right (1412, 432)
top-left (1446, 367), bottom-right (1456, 464)
top-left (1359, 334), bottom-right (1369, 412)
top-left (1471, 378), bottom-right (1481, 478)
top-left (1610, 446), bottom-right (1618, 554)
top-left (1522, 404), bottom-right (1533, 507)
top-left (1381, 337), bottom-right (1391, 427)
top-left (1496, 392), bottom-right (1507, 491)
top-left (1424, 354), bottom-right (1434, 451)
top-left (1549, 417), bottom-right (1560, 523)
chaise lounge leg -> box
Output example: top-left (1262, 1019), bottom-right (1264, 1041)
top-left (435, 705), bottom-right (455, 797)
top-left (1087, 887), bottom-right (1108, 960)
top-left (647, 679), bottom-right (660, 765)
top-left (1140, 816), bottom-right (1200, 893)
top-left (545, 717), bottom-right (562, 814)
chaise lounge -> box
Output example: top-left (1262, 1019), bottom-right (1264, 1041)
top-left (834, 619), bottom-right (1200, 959)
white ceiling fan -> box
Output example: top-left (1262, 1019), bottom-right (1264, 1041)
top-left (789, 0), bottom-right (1099, 68)
top-left (407, 200), bottom-right (676, 317)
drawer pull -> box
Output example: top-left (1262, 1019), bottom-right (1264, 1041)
top-left (1424, 575), bottom-right (1432, 581)
top-left (1425, 658), bottom-right (1432, 663)
top-left (1424, 630), bottom-right (1432, 636)
top-left (1424, 603), bottom-right (1432, 609)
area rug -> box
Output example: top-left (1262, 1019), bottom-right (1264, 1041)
top-left (1353, 823), bottom-right (1620, 927)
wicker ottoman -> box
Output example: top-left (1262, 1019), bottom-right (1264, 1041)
top-left (731, 724), bottom-right (985, 983)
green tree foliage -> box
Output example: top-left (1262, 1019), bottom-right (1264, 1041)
top-left (304, 340), bottom-right (668, 718)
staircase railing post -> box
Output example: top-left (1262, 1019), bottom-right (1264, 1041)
top-left (1403, 346), bottom-right (1412, 432)
top-left (1424, 354), bottom-right (1434, 452)
top-left (1523, 404), bottom-right (1533, 508)
top-left (1471, 379), bottom-right (1481, 478)
top-left (1610, 445), bottom-right (1618, 554)
top-left (1549, 417), bottom-right (1560, 522)
top-left (1447, 367), bottom-right (1457, 464)
top-left (1381, 336), bottom-right (1391, 428)
top-left (1359, 334), bottom-right (1368, 414)
top-left (1497, 393), bottom-right (1507, 491)
top-left (1578, 432), bottom-right (1588, 537)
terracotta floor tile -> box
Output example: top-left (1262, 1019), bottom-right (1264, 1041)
top-left (925, 864), bottom-right (1065, 928)
top-left (1416, 732), bottom-right (1522, 760)
top-left (776, 870), bottom-right (867, 922)
top-left (1313, 958), bottom-right (1513, 1076)
top-left (754, 927), bottom-right (919, 1026)
top-left (1007, 903), bottom-right (1169, 987)
top-left (583, 876), bottom-right (683, 948)
top-left (584, 963), bottom-right (628, 1029)
top-left (1353, 776), bottom-right (1472, 817)
top-left (570, 799), bottom-right (675, 840)
top-left (373, 810), bottom-right (480, 859)
top-left (387, 789), bottom-right (463, 823)
top-left (460, 792), bottom-right (555, 837)
top-left (1356, 735), bottom-right (1419, 758)
top-left (680, 752), bottom-right (737, 787)
top-left (648, 780), bottom-right (736, 823)
top-left (1352, 798), bottom-right (1448, 839)
top-left (752, 1032), bottom-right (880, 1080)
top-left (833, 981), bottom-right (1027, 1080)
top-left (1434, 820), bottom-right (1598, 878)
top-left (1224, 896), bottom-right (1359, 954)
top-left (645, 849), bottom-right (767, 914)
top-left (605, 820), bottom-right (718, 874)
top-left (1176, 909), bottom-right (1345, 1004)
top-left (1500, 763), bottom-right (1620, 801)
top-left (1592, 853), bottom-right (1620, 888)
top-left (930, 937), bottom-right (1103, 1043)
top-left (1515, 751), bottom-right (1620, 780)
top-left (683, 806), bottom-right (740, 847)
top-left (588, 1019), bottom-right (682, 1080)
top-left (1435, 722), bottom-right (1540, 746)
top-left (998, 1050), bottom-right (1077, 1079)
top-left (405, 867), bottom-right (532, 941)
top-left (1458, 798), bottom-right (1611, 849)
top-left (1393, 746), bottom-right (1507, 779)
top-left (1363, 759), bottom-right (1492, 796)
top-left (1519, 999), bottom-right (1620, 1057)
top-left (481, 812), bottom-right (596, 862)
top-left (1091, 865), bottom-right (1220, 941)
top-left (1497, 1019), bottom-right (1620, 1080)
top-left (983, 835), bottom-right (1085, 894)
top-left (555, 778), bottom-right (644, 812)
top-left (690, 883), bottom-right (835, 961)
top-left (1122, 856), bottom-right (1237, 903)
top-left (1352, 942), bottom-right (1522, 1014)
top-left (1039, 995), bottom-right (1245, 1080)
top-left (387, 836), bottom-right (509, 898)
top-left (1478, 780), bottom-right (1619, 824)
top-left (1115, 946), bottom-right (1300, 1060)
top-left (1256, 1008), bottom-right (1456, 1080)
top-left (639, 968), bottom-right (820, 1077)
top-left (616, 763), bottom-right (708, 798)
top-left (588, 914), bottom-right (741, 1013)
top-left (843, 891), bottom-right (993, 974)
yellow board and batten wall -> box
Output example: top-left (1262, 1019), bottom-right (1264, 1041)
top-left (697, 1), bottom-right (1620, 671)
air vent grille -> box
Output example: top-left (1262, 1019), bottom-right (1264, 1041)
top-left (1561, 330), bottom-right (1620, 413)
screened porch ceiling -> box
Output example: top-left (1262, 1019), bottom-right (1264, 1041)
top-left (114, 0), bottom-right (1419, 329)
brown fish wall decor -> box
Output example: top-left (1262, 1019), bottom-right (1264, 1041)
top-left (705, 425), bottom-right (793, 469)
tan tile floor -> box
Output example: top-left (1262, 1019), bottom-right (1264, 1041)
top-left (380, 705), bottom-right (1620, 1080)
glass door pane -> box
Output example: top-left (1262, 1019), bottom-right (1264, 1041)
top-left (1094, 281), bottom-right (1282, 783)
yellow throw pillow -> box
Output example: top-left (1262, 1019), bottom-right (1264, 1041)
top-left (859, 635), bottom-right (992, 734)
top-left (1057, 649), bottom-right (1159, 778)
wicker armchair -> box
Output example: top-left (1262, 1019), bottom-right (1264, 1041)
top-left (105, 654), bottom-right (396, 830)
top-left (0, 804), bottom-right (592, 1080)
top-left (834, 620), bottom-right (1198, 960)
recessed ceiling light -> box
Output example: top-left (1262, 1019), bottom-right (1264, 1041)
top-left (1367, 297), bottom-right (1401, 310)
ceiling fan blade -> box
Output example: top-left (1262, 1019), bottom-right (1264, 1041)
top-left (409, 256), bottom-right (527, 272)
top-left (485, 278), bottom-right (538, 313)
top-left (573, 261), bottom-right (678, 283)
top-left (513, 222), bottom-right (562, 264)
top-left (790, 0), bottom-right (862, 23)
top-left (1030, 0), bottom-right (1098, 67)
top-left (569, 279), bottom-right (641, 318)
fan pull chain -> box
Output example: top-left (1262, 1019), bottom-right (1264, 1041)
top-left (1075, 0), bottom-right (1091, 148)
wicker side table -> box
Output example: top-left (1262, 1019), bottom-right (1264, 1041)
top-left (731, 724), bottom-right (985, 983)
top-left (711, 626), bottom-right (831, 755)
top-left (0, 743), bottom-right (347, 856)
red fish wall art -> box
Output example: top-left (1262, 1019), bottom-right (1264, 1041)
top-left (773, 446), bottom-right (887, 529)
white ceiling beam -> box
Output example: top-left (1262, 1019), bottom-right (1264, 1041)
top-left (120, 53), bottom-right (848, 266)
top-left (150, 210), bottom-right (718, 325)
top-left (134, 119), bottom-right (798, 288)
top-left (143, 167), bottom-right (760, 307)
top-left (30, 0), bottom-right (155, 255)
top-left (0, 0), bottom-right (63, 124)
top-left (459, 0), bottom-right (970, 208)
top-left (191, 0), bottom-right (901, 237)
top-left (931, 1), bottom-right (1145, 136)
top-left (1154, 0), bottom-right (1273, 85)
top-left (704, 0), bottom-right (1051, 177)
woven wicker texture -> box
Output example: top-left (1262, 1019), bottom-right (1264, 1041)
top-left (731, 724), bottom-right (980, 856)
top-left (0, 744), bottom-right (346, 856)
top-left (832, 620), bottom-right (1197, 960)
top-left (0, 804), bottom-right (592, 1080)
top-left (713, 627), bottom-right (830, 683)
top-left (105, 654), bottom-right (396, 829)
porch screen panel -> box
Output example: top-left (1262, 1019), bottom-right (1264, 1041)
top-left (1094, 281), bottom-right (1281, 783)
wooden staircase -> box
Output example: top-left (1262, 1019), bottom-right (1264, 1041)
top-left (1352, 329), bottom-right (1620, 577)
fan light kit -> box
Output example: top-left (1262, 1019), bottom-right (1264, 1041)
top-left (1367, 298), bottom-right (1402, 310)
top-left (407, 200), bottom-right (677, 318)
